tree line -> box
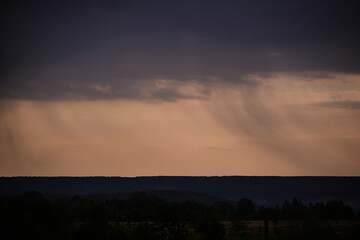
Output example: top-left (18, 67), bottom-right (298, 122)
top-left (0, 191), bottom-right (359, 240)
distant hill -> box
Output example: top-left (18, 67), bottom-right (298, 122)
top-left (81, 190), bottom-right (228, 204)
top-left (1, 176), bottom-right (360, 209)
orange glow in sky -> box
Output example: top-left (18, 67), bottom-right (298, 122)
top-left (1, 72), bottom-right (359, 176)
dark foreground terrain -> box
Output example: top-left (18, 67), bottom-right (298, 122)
top-left (1, 191), bottom-right (360, 240)
top-left (1, 176), bottom-right (360, 239)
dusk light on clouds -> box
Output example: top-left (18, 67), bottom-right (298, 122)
top-left (1, 0), bottom-right (360, 176)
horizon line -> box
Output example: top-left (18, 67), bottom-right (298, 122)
top-left (1, 175), bottom-right (360, 178)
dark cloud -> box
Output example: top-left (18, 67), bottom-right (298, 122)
top-left (316, 101), bottom-right (360, 110)
top-left (1, 0), bottom-right (360, 100)
top-left (149, 88), bottom-right (204, 102)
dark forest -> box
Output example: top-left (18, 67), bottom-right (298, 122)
top-left (1, 191), bottom-right (360, 240)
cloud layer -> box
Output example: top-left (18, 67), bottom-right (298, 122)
top-left (1, 72), bottom-right (359, 176)
top-left (1, 1), bottom-right (359, 176)
top-left (1, 0), bottom-right (360, 100)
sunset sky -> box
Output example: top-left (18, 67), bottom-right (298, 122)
top-left (1, 0), bottom-right (360, 176)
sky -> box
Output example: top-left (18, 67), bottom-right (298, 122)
top-left (1, 0), bottom-right (360, 176)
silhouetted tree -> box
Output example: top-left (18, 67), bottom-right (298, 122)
top-left (237, 198), bottom-right (256, 219)
top-left (212, 201), bottom-right (237, 220)
top-left (325, 200), bottom-right (355, 219)
top-left (196, 209), bottom-right (225, 240)
top-left (25, 191), bottom-right (44, 201)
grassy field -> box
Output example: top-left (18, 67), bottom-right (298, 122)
top-left (223, 220), bottom-right (360, 240)
top-left (108, 220), bottom-right (360, 240)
